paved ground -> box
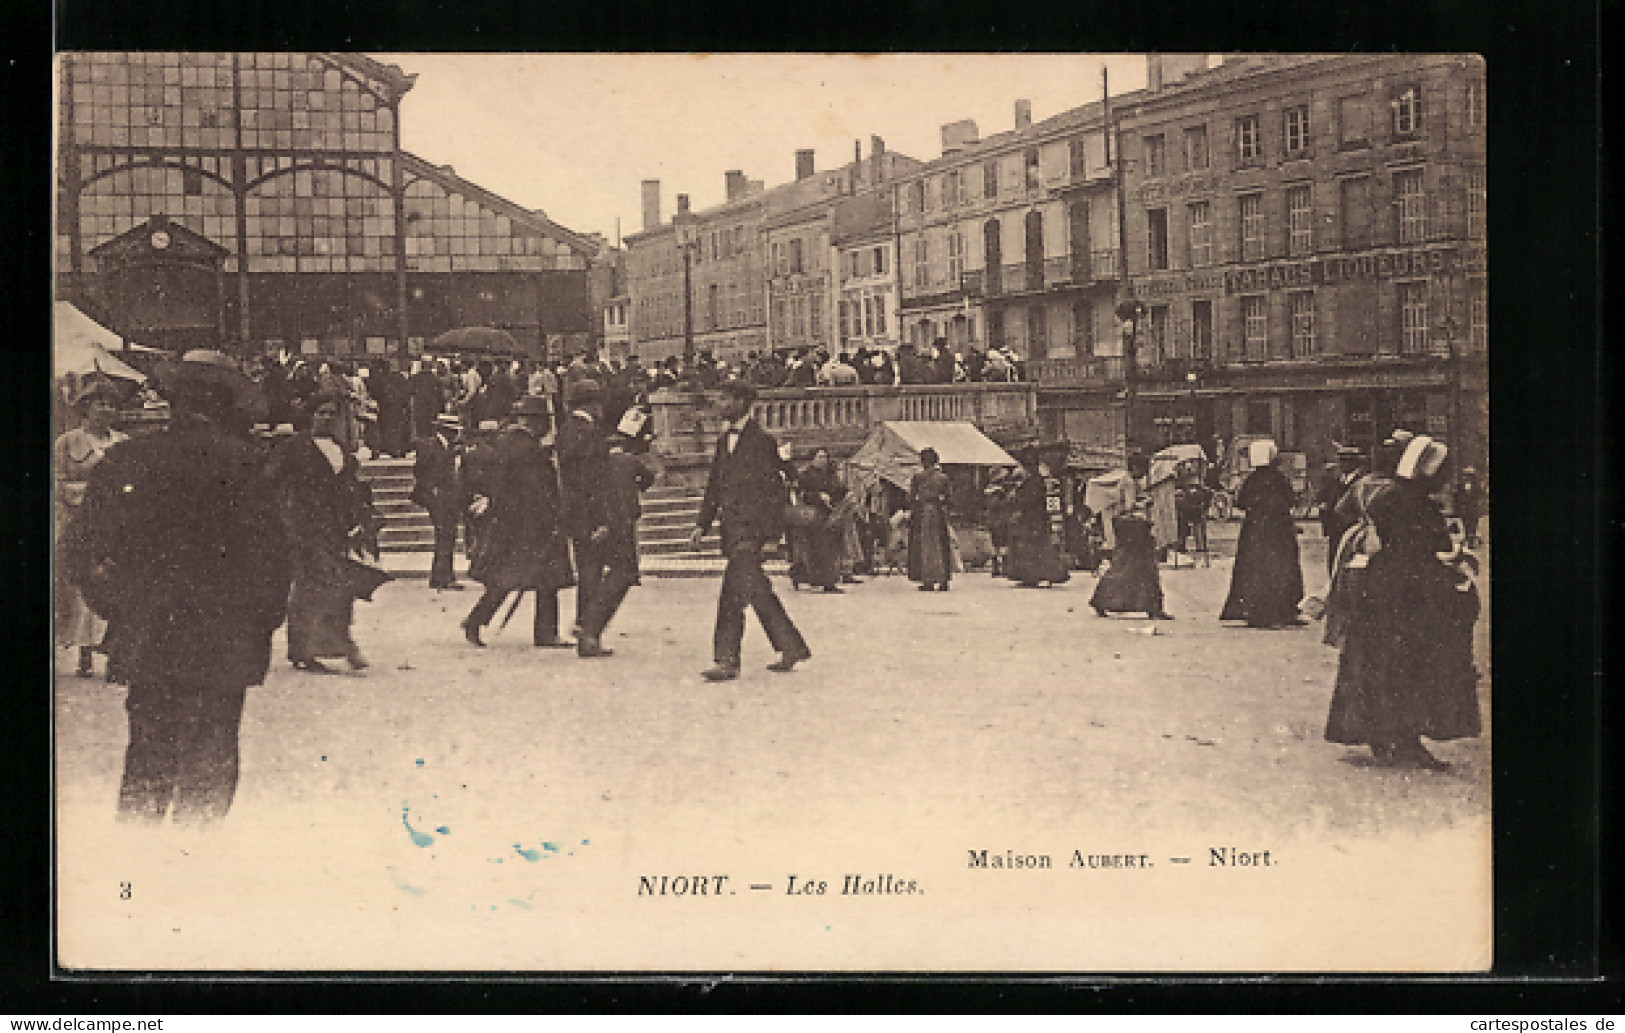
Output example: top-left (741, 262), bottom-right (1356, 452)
top-left (54, 527), bottom-right (1492, 972)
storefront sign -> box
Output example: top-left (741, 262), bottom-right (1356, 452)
top-left (1223, 245), bottom-right (1460, 294)
top-left (1322, 371), bottom-right (1450, 390)
top-left (1136, 269), bottom-right (1227, 298)
top-left (1136, 173), bottom-right (1223, 204)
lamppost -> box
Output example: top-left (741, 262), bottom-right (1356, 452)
top-left (1116, 296), bottom-right (1143, 459)
top-left (679, 227), bottom-right (697, 366)
top-left (1185, 369), bottom-right (1200, 446)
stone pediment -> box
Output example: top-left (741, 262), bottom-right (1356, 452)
top-left (88, 216), bottom-right (229, 265)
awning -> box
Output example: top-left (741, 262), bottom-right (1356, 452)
top-left (843, 421), bottom-right (1019, 491)
top-left (54, 302), bottom-right (147, 383)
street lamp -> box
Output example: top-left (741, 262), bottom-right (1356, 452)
top-left (1116, 296), bottom-right (1143, 459)
top-left (1185, 369), bottom-right (1200, 446)
top-left (678, 227), bottom-right (697, 366)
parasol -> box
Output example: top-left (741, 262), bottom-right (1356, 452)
top-left (431, 326), bottom-right (520, 355)
top-left (54, 302), bottom-right (147, 383)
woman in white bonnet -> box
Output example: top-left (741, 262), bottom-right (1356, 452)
top-left (1324, 435), bottom-right (1481, 769)
top-left (1218, 438), bottom-right (1305, 628)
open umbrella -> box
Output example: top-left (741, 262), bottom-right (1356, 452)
top-left (431, 326), bottom-right (519, 355)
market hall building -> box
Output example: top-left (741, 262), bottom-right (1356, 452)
top-left (1098, 53), bottom-right (1487, 474)
top-left (55, 51), bottom-right (598, 361)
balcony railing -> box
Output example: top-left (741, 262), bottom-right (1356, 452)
top-left (648, 382), bottom-right (1039, 463)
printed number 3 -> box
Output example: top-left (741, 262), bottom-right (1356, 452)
top-left (119, 882), bottom-right (131, 900)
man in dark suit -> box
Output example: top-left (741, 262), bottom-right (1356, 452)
top-left (77, 350), bottom-right (290, 823)
top-left (413, 412), bottom-right (465, 590)
top-left (687, 380), bottom-right (810, 681)
top-left (554, 378), bottom-right (612, 639)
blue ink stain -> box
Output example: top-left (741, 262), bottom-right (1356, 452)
top-left (398, 883), bottom-right (426, 897)
top-left (320, 756), bottom-right (327, 762)
top-left (401, 805), bottom-right (434, 848)
top-left (487, 857), bottom-right (505, 864)
top-left (415, 758), bottom-right (426, 767)
top-left (436, 826), bottom-right (451, 836)
top-left (514, 844), bottom-right (541, 862)
top-left (541, 841), bottom-right (560, 853)
top-left (581, 839), bottom-right (590, 845)
top-left (506, 898), bottom-right (535, 911)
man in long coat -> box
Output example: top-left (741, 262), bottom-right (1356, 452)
top-left (77, 350), bottom-right (289, 823)
top-left (554, 379), bottom-right (613, 639)
top-left (1318, 446), bottom-right (1365, 573)
top-left (461, 395), bottom-right (575, 647)
top-left (413, 412), bottom-right (466, 591)
top-left (688, 380), bottom-right (810, 681)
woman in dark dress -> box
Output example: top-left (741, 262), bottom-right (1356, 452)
top-left (791, 449), bottom-right (846, 592)
top-left (270, 392), bottom-right (380, 672)
top-left (907, 448), bottom-right (953, 591)
top-left (1219, 440), bottom-right (1304, 627)
top-left (1006, 460), bottom-right (1070, 588)
top-left (1325, 435), bottom-right (1480, 769)
top-left (1090, 502), bottom-right (1173, 619)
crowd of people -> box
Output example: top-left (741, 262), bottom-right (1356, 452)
top-left (53, 339), bottom-right (1485, 824)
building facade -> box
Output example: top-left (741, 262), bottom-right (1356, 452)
top-left (893, 102), bottom-right (1124, 369)
top-left (56, 51), bottom-right (596, 360)
top-left (1102, 53), bottom-right (1487, 473)
top-left (625, 142), bottom-right (921, 364)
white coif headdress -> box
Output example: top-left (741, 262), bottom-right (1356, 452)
top-left (1396, 434), bottom-right (1449, 480)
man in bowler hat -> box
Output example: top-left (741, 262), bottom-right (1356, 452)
top-left (687, 380), bottom-right (810, 681)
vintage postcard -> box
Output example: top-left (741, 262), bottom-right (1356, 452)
top-left (53, 52), bottom-right (1490, 972)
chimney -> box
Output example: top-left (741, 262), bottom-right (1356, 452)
top-left (794, 149), bottom-right (815, 181)
top-left (1015, 99), bottom-right (1032, 129)
top-left (1147, 54), bottom-right (1164, 93)
top-left (725, 170), bottom-right (748, 201)
top-left (940, 118), bottom-right (979, 156)
top-left (869, 134), bottom-right (886, 183)
top-left (676, 193), bottom-right (690, 218)
top-left (641, 180), bottom-right (661, 231)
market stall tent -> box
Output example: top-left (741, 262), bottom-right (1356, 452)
top-left (53, 301), bottom-right (147, 382)
top-left (843, 421), bottom-right (1019, 492)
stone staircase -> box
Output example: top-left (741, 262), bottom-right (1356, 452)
top-left (360, 457), bottom-right (783, 577)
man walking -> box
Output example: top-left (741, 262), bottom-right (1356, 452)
top-left (576, 425), bottom-right (658, 658)
top-left (413, 411), bottom-right (466, 591)
top-left (554, 379), bottom-right (612, 640)
top-left (77, 350), bottom-right (289, 823)
top-left (687, 380), bottom-right (810, 681)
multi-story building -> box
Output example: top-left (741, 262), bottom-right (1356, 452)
top-left (56, 51), bottom-right (596, 360)
top-left (893, 100), bottom-right (1124, 369)
top-left (1098, 53), bottom-right (1487, 472)
top-left (601, 293), bottom-right (631, 362)
top-left (764, 152), bottom-right (837, 357)
top-left (626, 141), bottom-right (921, 364)
top-left (831, 186), bottom-right (902, 356)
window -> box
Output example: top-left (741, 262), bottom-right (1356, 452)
top-left (1242, 295), bottom-right (1268, 361)
top-left (983, 159), bottom-right (998, 198)
top-left (947, 230), bottom-right (965, 283)
top-left (1290, 291), bottom-right (1317, 357)
top-left (862, 296), bottom-right (875, 337)
top-left (1393, 85), bottom-right (1421, 136)
top-left (873, 245), bottom-right (888, 275)
top-left (707, 283), bottom-right (720, 330)
top-left (1467, 80), bottom-right (1485, 128)
top-left (1073, 299), bottom-right (1095, 355)
top-left (874, 294), bottom-right (887, 336)
top-left (810, 295), bottom-right (822, 338)
top-left (1183, 125), bottom-right (1209, 170)
top-left (1338, 93), bottom-right (1371, 147)
top-left (1147, 208), bottom-right (1169, 270)
top-left (1187, 201), bottom-right (1212, 268)
top-left (1029, 305), bottom-right (1048, 359)
top-left (1399, 282), bottom-right (1429, 353)
top-left (943, 170), bottom-right (962, 207)
top-left (183, 167), bottom-right (204, 195)
top-left (789, 238), bottom-right (804, 274)
top-left (1024, 147), bottom-right (1041, 190)
top-left (913, 236), bottom-right (929, 289)
top-left (1147, 305), bottom-right (1170, 365)
top-left (1069, 136), bottom-right (1089, 176)
top-left (1284, 104), bottom-right (1310, 155)
top-left (1469, 276), bottom-right (1487, 349)
top-left (1467, 167), bottom-right (1486, 238)
top-left (1340, 176), bottom-right (1372, 248)
top-left (1287, 184), bottom-right (1313, 254)
top-left (1236, 115), bottom-right (1261, 162)
top-left (1191, 299), bottom-right (1213, 361)
top-left (910, 180), bottom-right (925, 214)
top-left (1395, 168), bottom-right (1427, 243)
top-left (1143, 134), bottom-right (1166, 177)
top-left (1239, 192), bottom-right (1264, 261)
